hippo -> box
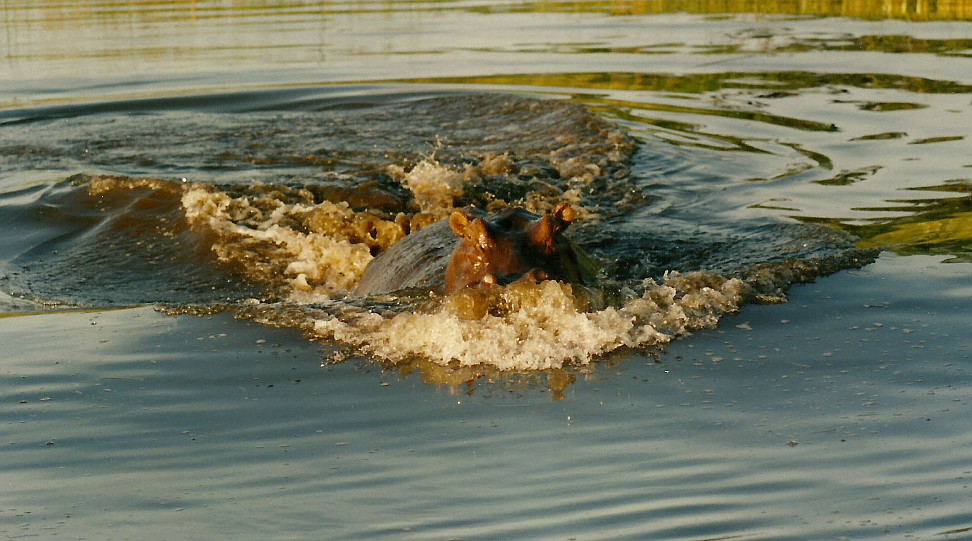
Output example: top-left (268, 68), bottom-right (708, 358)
top-left (354, 202), bottom-right (598, 296)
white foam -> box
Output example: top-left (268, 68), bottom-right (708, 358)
top-left (180, 184), bottom-right (391, 299)
top-left (312, 273), bottom-right (749, 370)
top-left (87, 176), bottom-right (752, 371)
top-left (387, 156), bottom-right (464, 219)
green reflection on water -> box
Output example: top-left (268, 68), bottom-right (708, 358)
top-left (494, 0), bottom-right (972, 21)
top-left (588, 97), bottom-right (838, 133)
top-left (587, 103), bottom-right (781, 153)
top-left (850, 132), bottom-right (909, 141)
top-left (396, 69), bottom-right (972, 260)
top-left (814, 166), bottom-right (883, 186)
top-left (775, 34), bottom-right (972, 56)
top-left (396, 71), bottom-right (966, 137)
top-left (402, 72), bottom-right (972, 96)
top-left (854, 101), bottom-right (929, 112)
top-left (499, 34), bottom-right (972, 57)
top-left (910, 135), bottom-right (966, 145)
top-left (5, 0), bottom-right (972, 22)
top-left (805, 184), bottom-right (972, 261)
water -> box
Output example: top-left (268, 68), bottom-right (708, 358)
top-left (1, 1), bottom-right (971, 539)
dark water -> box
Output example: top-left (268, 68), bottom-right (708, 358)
top-left (1, 1), bottom-right (971, 539)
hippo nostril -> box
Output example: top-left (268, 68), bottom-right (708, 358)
top-left (522, 269), bottom-right (547, 283)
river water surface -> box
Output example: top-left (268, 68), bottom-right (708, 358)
top-left (2, 2), bottom-right (971, 540)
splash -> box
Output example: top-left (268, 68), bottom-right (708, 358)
top-left (178, 154), bottom-right (480, 300)
top-left (387, 156), bottom-right (465, 220)
top-left (180, 183), bottom-right (403, 301)
top-left (312, 273), bottom-right (749, 370)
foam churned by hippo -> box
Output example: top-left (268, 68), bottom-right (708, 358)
top-left (354, 203), bottom-right (599, 296)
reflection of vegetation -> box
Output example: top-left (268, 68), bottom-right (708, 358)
top-left (910, 135), bottom-right (965, 145)
top-left (402, 71), bottom-right (972, 96)
top-left (587, 96), bottom-right (838, 132)
top-left (750, 198), bottom-right (800, 211)
top-left (9, 0), bottom-right (972, 22)
top-left (803, 184), bottom-right (972, 261)
top-left (398, 71), bottom-right (967, 139)
top-left (597, 108), bottom-right (778, 152)
top-left (482, 34), bottom-right (972, 57)
top-left (745, 163), bottom-right (814, 182)
top-left (855, 101), bottom-right (928, 111)
top-left (777, 35), bottom-right (972, 55)
top-left (783, 142), bottom-right (833, 170)
top-left (501, 0), bottom-right (972, 21)
top-left (619, 35), bottom-right (972, 57)
top-left (850, 132), bottom-right (908, 141)
top-left (813, 165), bottom-right (882, 186)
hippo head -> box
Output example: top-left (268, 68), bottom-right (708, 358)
top-left (444, 202), bottom-right (598, 295)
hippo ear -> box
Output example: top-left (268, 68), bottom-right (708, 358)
top-left (450, 210), bottom-right (490, 248)
top-left (526, 215), bottom-right (556, 252)
top-left (526, 203), bottom-right (574, 251)
top-left (552, 202), bottom-right (574, 231)
top-left (449, 210), bottom-right (470, 237)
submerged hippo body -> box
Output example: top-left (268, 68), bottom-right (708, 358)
top-left (354, 203), bottom-right (598, 296)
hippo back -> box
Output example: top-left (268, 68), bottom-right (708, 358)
top-left (354, 219), bottom-right (457, 296)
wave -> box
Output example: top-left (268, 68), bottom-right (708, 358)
top-left (0, 91), bottom-right (874, 372)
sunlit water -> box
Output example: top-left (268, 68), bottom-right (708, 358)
top-left (1, 1), bottom-right (971, 540)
